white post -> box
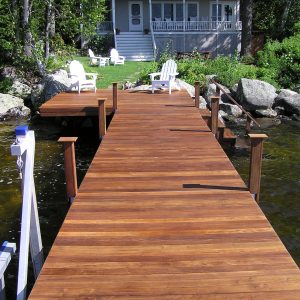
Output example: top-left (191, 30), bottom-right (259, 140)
top-left (183, 0), bottom-right (186, 52)
top-left (0, 242), bottom-right (16, 300)
top-left (11, 126), bottom-right (44, 300)
top-left (216, 0), bottom-right (219, 56)
top-left (112, 0), bottom-right (117, 48)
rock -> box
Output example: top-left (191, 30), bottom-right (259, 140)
top-left (220, 103), bottom-right (243, 118)
top-left (30, 83), bottom-right (45, 110)
top-left (30, 69), bottom-right (72, 110)
top-left (0, 93), bottom-right (31, 120)
top-left (237, 78), bottom-right (277, 111)
top-left (8, 80), bottom-right (32, 99)
top-left (255, 108), bottom-right (278, 118)
top-left (206, 83), bottom-right (232, 105)
top-left (230, 84), bottom-right (238, 99)
top-left (43, 69), bottom-right (72, 102)
top-left (257, 117), bottom-right (281, 129)
top-left (205, 75), bottom-right (217, 81)
top-left (0, 66), bottom-right (18, 81)
top-left (277, 89), bottom-right (298, 99)
top-left (274, 93), bottom-right (300, 115)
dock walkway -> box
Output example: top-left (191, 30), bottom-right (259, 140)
top-left (30, 90), bottom-right (300, 299)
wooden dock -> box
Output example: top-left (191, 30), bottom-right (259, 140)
top-left (30, 90), bottom-right (300, 299)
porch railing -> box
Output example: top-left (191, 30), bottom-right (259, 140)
top-left (97, 21), bottom-right (113, 34)
top-left (153, 21), bottom-right (242, 32)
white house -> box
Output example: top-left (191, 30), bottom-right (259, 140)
top-left (97, 0), bottom-right (242, 60)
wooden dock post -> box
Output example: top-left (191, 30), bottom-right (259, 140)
top-left (248, 134), bottom-right (268, 203)
top-left (112, 82), bottom-right (118, 111)
top-left (98, 98), bottom-right (106, 139)
top-left (58, 137), bottom-right (78, 203)
top-left (211, 96), bottom-right (220, 137)
top-left (194, 81), bottom-right (200, 108)
top-left (245, 115), bottom-right (252, 133)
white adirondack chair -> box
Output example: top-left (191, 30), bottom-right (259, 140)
top-left (149, 59), bottom-right (180, 94)
top-left (88, 49), bottom-right (106, 67)
top-left (110, 48), bottom-right (125, 65)
top-left (69, 60), bottom-right (97, 94)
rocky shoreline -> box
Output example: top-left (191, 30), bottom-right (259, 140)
top-left (1, 66), bottom-right (300, 125)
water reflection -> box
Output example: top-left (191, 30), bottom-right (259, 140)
top-left (0, 117), bottom-right (99, 298)
top-left (227, 119), bottom-right (300, 267)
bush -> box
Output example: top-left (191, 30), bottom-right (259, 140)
top-left (256, 33), bottom-right (300, 90)
top-left (86, 34), bottom-right (114, 56)
top-left (138, 61), bottom-right (159, 84)
top-left (0, 77), bottom-right (13, 93)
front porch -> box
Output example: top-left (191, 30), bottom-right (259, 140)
top-left (97, 0), bottom-right (242, 59)
top-left (97, 20), bottom-right (242, 33)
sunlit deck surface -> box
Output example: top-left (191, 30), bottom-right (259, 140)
top-left (30, 89), bottom-right (300, 299)
top-left (39, 89), bottom-right (115, 116)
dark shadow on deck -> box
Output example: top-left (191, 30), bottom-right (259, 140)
top-left (183, 184), bottom-right (248, 191)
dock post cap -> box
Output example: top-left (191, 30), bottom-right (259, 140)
top-left (15, 125), bottom-right (29, 136)
top-left (58, 137), bottom-right (78, 143)
top-left (211, 96), bottom-right (220, 100)
top-left (248, 134), bottom-right (268, 139)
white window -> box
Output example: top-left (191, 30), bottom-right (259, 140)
top-left (152, 2), bottom-right (198, 21)
top-left (210, 2), bottom-right (236, 22)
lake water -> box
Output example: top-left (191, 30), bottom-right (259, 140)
top-left (0, 117), bottom-right (299, 298)
top-left (0, 117), bottom-right (99, 298)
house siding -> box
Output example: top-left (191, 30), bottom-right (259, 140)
top-left (154, 32), bottom-right (241, 56)
top-left (113, 0), bottom-right (241, 56)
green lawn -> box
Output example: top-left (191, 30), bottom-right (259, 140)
top-left (75, 57), bottom-right (151, 89)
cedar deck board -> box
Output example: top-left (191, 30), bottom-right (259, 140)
top-left (30, 90), bottom-right (300, 299)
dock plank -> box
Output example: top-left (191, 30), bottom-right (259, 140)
top-left (30, 90), bottom-right (300, 299)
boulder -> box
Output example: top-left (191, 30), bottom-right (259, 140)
top-left (277, 89), bottom-right (298, 99)
top-left (30, 83), bottom-right (45, 110)
top-left (274, 93), bottom-right (300, 116)
top-left (0, 93), bottom-right (31, 120)
top-left (30, 69), bottom-right (72, 110)
top-left (220, 103), bottom-right (243, 118)
top-left (0, 66), bottom-right (19, 81)
top-left (237, 78), bottom-right (277, 111)
top-left (42, 69), bottom-right (72, 102)
top-left (255, 108), bottom-right (278, 118)
top-left (8, 80), bottom-right (32, 99)
top-left (206, 83), bottom-right (232, 105)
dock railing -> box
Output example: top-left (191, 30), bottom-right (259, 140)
top-left (11, 126), bottom-right (44, 300)
top-left (194, 80), bottom-right (267, 203)
top-left (210, 79), bottom-right (260, 133)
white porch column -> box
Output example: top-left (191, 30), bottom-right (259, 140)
top-left (236, 0), bottom-right (240, 29)
top-left (216, 0), bottom-right (219, 55)
top-left (112, 0), bottom-right (116, 47)
top-left (149, 0), bottom-right (152, 23)
top-left (183, 0), bottom-right (186, 52)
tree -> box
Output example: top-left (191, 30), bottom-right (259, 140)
top-left (241, 0), bottom-right (253, 56)
top-left (22, 0), bottom-right (32, 56)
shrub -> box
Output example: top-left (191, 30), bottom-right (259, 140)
top-left (256, 33), bottom-right (300, 90)
top-left (86, 34), bottom-right (114, 56)
top-left (138, 61), bottom-right (159, 84)
top-left (0, 78), bottom-right (13, 93)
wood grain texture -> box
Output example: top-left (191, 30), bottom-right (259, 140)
top-left (30, 89), bottom-right (300, 299)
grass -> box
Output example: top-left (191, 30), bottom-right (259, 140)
top-left (75, 57), bottom-right (151, 89)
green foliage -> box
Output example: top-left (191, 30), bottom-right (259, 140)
top-left (55, 0), bottom-right (106, 45)
top-left (177, 55), bottom-right (257, 89)
top-left (257, 33), bottom-right (300, 89)
top-left (0, 78), bottom-right (13, 93)
top-left (253, 0), bottom-right (300, 39)
top-left (86, 35), bottom-right (114, 56)
top-left (138, 62), bottom-right (159, 84)
top-left (0, 0), bottom-right (18, 63)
